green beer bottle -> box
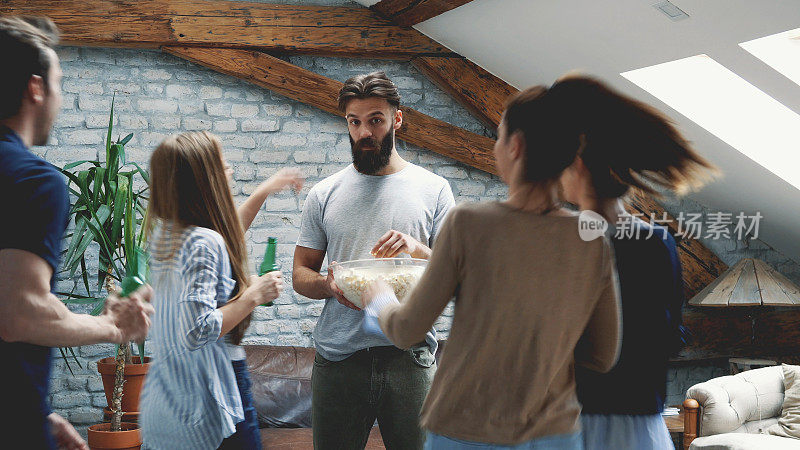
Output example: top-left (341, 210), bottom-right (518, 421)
top-left (258, 237), bottom-right (279, 306)
top-left (119, 246), bottom-right (148, 364)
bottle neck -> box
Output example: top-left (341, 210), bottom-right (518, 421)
top-left (259, 241), bottom-right (279, 275)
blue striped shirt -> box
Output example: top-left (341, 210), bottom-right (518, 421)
top-left (140, 225), bottom-right (244, 449)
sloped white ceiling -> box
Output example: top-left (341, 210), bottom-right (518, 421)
top-left (355, 0), bottom-right (800, 262)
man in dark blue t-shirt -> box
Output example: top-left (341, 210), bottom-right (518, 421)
top-left (0, 17), bottom-right (154, 450)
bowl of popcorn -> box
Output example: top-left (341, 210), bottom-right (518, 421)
top-left (331, 258), bottom-right (428, 309)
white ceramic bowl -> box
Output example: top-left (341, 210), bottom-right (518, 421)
top-left (331, 258), bottom-right (428, 309)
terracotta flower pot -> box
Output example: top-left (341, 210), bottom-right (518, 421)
top-left (87, 422), bottom-right (141, 450)
top-left (97, 356), bottom-right (150, 413)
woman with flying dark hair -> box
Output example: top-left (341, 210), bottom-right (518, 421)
top-left (360, 80), bottom-right (627, 449)
top-left (555, 75), bottom-right (717, 450)
top-left (140, 131), bottom-right (303, 449)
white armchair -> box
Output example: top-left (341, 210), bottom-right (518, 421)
top-left (683, 365), bottom-right (800, 449)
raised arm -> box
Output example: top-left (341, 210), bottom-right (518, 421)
top-left (237, 168), bottom-right (304, 231)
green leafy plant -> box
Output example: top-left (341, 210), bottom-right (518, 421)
top-left (57, 94), bottom-right (150, 430)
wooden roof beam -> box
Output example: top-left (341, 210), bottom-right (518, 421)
top-left (371, 0), bottom-right (477, 27)
top-left (0, 0), bottom-right (454, 58)
top-left (411, 56), bottom-right (517, 128)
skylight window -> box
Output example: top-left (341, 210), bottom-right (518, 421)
top-left (740, 27), bottom-right (800, 87)
top-left (621, 54), bottom-right (800, 189)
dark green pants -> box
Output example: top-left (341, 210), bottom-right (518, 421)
top-left (312, 345), bottom-right (436, 450)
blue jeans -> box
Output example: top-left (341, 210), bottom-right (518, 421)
top-left (424, 431), bottom-right (584, 450)
top-left (218, 359), bottom-right (262, 450)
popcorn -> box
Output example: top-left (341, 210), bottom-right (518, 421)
top-left (335, 266), bottom-right (425, 309)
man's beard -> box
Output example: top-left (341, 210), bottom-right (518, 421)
top-left (350, 130), bottom-right (394, 175)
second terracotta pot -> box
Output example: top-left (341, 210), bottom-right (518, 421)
top-left (87, 422), bottom-right (141, 450)
top-left (97, 356), bottom-right (150, 413)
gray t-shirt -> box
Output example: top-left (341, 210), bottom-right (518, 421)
top-left (297, 163), bottom-right (455, 361)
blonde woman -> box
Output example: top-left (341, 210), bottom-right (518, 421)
top-left (140, 131), bottom-right (302, 449)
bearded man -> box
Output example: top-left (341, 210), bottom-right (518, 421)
top-left (292, 71), bottom-right (455, 449)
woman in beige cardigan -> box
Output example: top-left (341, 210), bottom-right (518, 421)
top-left (361, 78), bottom-right (624, 449)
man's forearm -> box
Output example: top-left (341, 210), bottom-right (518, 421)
top-left (293, 266), bottom-right (331, 299)
top-left (4, 293), bottom-right (117, 347)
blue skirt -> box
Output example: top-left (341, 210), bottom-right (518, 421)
top-left (424, 431), bottom-right (584, 449)
top-left (581, 414), bottom-right (672, 450)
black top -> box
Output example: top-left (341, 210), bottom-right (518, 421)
top-left (576, 219), bottom-right (685, 415)
top-left (0, 126), bottom-right (69, 449)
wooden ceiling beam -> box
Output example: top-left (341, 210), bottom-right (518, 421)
top-left (0, 0), bottom-right (454, 58)
top-left (163, 46), bottom-right (496, 173)
top-left (371, 0), bottom-right (476, 27)
top-left (411, 56), bottom-right (516, 127)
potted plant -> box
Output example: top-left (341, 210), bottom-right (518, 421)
top-left (58, 94), bottom-right (150, 448)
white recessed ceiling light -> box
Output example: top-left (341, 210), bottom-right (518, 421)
top-left (621, 54), bottom-right (800, 189)
top-left (740, 27), bottom-right (800, 87)
top-left (654, 1), bottom-right (689, 21)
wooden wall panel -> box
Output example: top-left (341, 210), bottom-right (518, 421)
top-left (677, 307), bottom-right (800, 360)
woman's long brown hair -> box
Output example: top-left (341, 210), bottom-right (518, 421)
top-left (147, 131), bottom-right (252, 344)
